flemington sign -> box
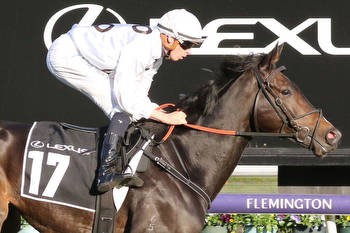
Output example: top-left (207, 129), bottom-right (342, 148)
top-left (209, 194), bottom-right (350, 214)
top-left (246, 196), bottom-right (332, 210)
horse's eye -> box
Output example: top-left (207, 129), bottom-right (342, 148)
top-left (281, 89), bottom-right (291, 96)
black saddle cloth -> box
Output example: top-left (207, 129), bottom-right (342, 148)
top-left (21, 121), bottom-right (147, 210)
top-left (21, 121), bottom-right (99, 211)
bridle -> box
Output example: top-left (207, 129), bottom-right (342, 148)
top-left (252, 66), bottom-right (323, 149)
top-left (140, 65), bottom-right (325, 209)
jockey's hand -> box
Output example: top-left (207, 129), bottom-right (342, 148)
top-left (150, 109), bottom-right (187, 125)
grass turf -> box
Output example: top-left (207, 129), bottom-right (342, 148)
top-left (220, 176), bottom-right (278, 194)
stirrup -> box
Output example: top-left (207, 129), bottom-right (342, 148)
top-left (97, 173), bottom-right (144, 192)
top-left (119, 175), bottom-right (144, 188)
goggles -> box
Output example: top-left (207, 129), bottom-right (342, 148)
top-left (179, 41), bottom-right (197, 50)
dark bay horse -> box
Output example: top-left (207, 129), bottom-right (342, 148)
top-left (0, 45), bottom-right (341, 233)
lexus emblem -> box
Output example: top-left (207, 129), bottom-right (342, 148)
top-left (43, 4), bottom-right (126, 49)
top-left (30, 141), bottom-right (45, 149)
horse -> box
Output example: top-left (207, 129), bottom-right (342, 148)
top-left (0, 44), bottom-right (341, 233)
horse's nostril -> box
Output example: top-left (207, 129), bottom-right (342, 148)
top-left (327, 131), bottom-right (336, 140)
top-left (326, 129), bottom-right (339, 145)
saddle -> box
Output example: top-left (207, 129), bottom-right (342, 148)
top-left (116, 124), bottom-right (152, 173)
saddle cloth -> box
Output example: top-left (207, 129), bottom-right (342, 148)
top-left (20, 121), bottom-right (150, 213)
top-left (20, 121), bottom-right (99, 212)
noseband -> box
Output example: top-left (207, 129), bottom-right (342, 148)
top-left (252, 66), bottom-right (323, 149)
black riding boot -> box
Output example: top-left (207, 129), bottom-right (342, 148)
top-left (96, 113), bottom-right (143, 193)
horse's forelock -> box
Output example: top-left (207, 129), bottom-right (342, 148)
top-left (221, 54), bottom-right (264, 76)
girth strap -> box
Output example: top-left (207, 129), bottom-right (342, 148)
top-left (140, 146), bottom-right (212, 209)
top-left (170, 139), bottom-right (190, 179)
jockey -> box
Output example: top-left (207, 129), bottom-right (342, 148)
top-left (46, 9), bottom-right (203, 192)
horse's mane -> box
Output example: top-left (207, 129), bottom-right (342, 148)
top-left (137, 53), bottom-right (264, 138)
top-left (176, 54), bottom-right (264, 123)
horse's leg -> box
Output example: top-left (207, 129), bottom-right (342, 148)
top-left (124, 188), bottom-right (204, 233)
top-left (0, 124), bottom-right (22, 232)
top-left (127, 204), bottom-right (204, 233)
top-left (1, 204), bottom-right (20, 233)
top-left (0, 197), bottom-right (10, 232)
top-left (115, 204), bottom-right (129, 233)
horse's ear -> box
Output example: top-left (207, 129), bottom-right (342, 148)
top-left (259, 43), bottom-right (284, 71)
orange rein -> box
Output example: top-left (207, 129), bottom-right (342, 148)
top-left (156, 103), bottom-right (237, 142)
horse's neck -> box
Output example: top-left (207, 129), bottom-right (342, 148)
top-left (177, 72), bottom-right (258, 199)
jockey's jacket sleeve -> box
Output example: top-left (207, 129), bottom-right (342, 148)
top-left (113, 37), bottom-right (163, 121)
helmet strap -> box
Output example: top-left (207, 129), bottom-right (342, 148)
top-left (161, 34), bottom-right (179, 51)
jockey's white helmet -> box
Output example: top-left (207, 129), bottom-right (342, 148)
top-left (157, 9), bottom-right (203, 44)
